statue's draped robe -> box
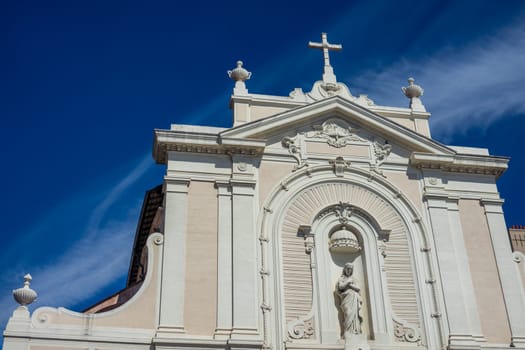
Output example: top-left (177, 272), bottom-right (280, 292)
top-left (337, 276), bottom-right (362, 335)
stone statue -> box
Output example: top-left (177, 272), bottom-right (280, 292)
top-left (336, 263), bottom-right (363, 337)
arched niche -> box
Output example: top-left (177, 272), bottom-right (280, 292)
top-left (310, 204), bottom-right (392, 344)
top-left (257, 165), bottom-right (443, 350)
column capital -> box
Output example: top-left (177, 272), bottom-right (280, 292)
top-left (164, 176), bottom-right (190, 193)
top-left (480, 198), bottom-right (505, 214)
top-left (215, 180), bottom-right (232, 196)
top-left (423, 192), bottom-right (458, 209)
top-left (230, 179), bottom-right (256, 196)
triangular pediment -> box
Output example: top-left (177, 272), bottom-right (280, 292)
top-left (220, 96), bottom-right (455, 156)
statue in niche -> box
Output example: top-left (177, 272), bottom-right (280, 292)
top-left (336, 263), bottom-right (363, 338)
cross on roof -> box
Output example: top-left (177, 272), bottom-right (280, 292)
top-left (308, 32), bottom-right (342, 68)
top-left (308, 33), bottom-right (342, 85)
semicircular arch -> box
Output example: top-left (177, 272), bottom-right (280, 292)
top-left (257, 165), bottom-right (440, 348)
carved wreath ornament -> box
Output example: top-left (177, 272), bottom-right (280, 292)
top-left (307, 119), bottom-right (365, 148)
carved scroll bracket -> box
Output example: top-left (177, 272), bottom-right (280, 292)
top-left (371, 140), bottom-right (392, 176)
top-left (393, 317), bottom-right (422, 344)
top-left (287, 316), bottom-right (315, 340)
top-left (282, 134), bottom-right (309, 171)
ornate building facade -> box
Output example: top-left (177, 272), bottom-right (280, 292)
top-left (4, 33), bottom-right (525, 350)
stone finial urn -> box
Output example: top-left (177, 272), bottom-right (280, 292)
top-left (13, 274), bottom-right (37, 306)
top-left (228, 60), bottom-right (252, 82)
top-left (402, 77), bottom-right (424, 98)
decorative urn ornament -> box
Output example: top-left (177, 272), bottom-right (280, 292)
top-left (402, 77), bottom-right (424, 98)
top-left (13, 274), bottom-right (37, 307)
top-left (227, 60), bottom-right (252, 82)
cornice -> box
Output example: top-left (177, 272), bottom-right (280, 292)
top-left (153, 129), bottom-right (266, 164)
top-left (410, 152), bottom-right (509, 178)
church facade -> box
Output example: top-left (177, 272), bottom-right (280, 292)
top-left (4, 33), bottom-right (525, 350)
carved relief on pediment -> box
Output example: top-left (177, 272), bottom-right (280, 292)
top-left (305, 118), bottom-right (366, 148)
top-left (280, 119), bottom-right (395, 177)
top-left (281, 119), bottom-right (368, 170)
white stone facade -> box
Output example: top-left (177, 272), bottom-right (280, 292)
top-left (4, 35), bottom-right (525, 350)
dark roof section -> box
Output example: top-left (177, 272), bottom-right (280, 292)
top-left (509, 225), bottom-right (525, 255)
top-left (126, 184), bottom-right (164, 286)
top-left (83, 281), bottom-right (143, 314)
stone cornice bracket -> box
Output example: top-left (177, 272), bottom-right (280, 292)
top-left (329, 156), bottom-right (351, 177)
top-left (410, 152), bottom-right (509, 178)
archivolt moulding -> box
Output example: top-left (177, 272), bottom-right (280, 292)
top-left (257, 164), bottom-right (444, 349)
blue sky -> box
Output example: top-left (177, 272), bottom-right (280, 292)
top-left (1, 0), bottom-right (525, 337)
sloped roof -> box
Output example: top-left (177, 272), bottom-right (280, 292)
top-left (127, 184), bottom-right (163, 286)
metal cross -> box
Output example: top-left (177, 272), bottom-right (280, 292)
top-left (308, 33), bottom-right (342, 67)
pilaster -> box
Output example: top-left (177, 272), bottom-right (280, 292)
top-left (230, 155), bottom-right (260, 340)
top-left (481, 199), bottom-right (525, 348)
top-left (446, 198), bottom-right (485, 343)
top-left (157, 176), bottom-right (190, 336)
top-left (214, 180), bottom-right (233, 339)
top-left (424, 193), bottom-right (480, 349)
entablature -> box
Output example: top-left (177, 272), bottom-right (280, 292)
top-left (410, 152), bottom-right (508, 178)
top-left (153, 129), bottom-right (266, 164)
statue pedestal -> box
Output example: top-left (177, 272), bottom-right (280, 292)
top-left (344, 334), bottom-right (370, 350)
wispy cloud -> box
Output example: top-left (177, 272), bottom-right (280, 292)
top-left (0, 154), bottom-right (154, 328)
top-left (87, 153), bottom-right (152, 231)
top-left (351, 20), bottom-right (525, 141)
top-left (29, 218), bottom-right (135, 307)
